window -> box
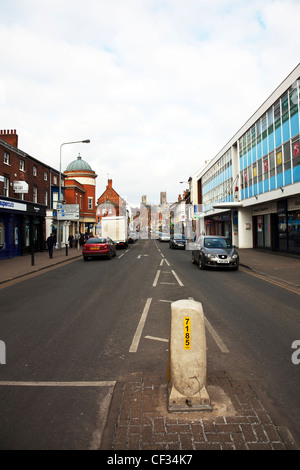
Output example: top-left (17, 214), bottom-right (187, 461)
top-left (257, 159), bottom-right (263, 182)
top-left (292, 137), bottom-right (300, 167)
top-left (276, 148), bottom-right (283, 174)
top-left (33, 186), bottom-right (38, 203)
top-left (263, 157), bottom-right (269, 180)
top-left (269, 151), bottom-right (275, 177)
top-left (4, 152), bottom-right (9, 165)
top-left (20, 160), bottom-right (25, 171)
top-left (53, 192), bottom-right (58, 209)
top-left (281, 92), bottom-right (289, 116)
top-left (88, 197), bottom-right (93, 210)
top-left (252, 163), bottom-right (257, 184)
top-left (53, 175), bottom-right (57, 184)
top-left (284, 142), bottom-right (291, 170)
top-left (0, 223), bottom-right (5, 249)
top-left (44, 190), bottom-right (48, 206)
top-left (33, 166), bottom-right (37, 176)
top-left (3, 176), bottom-right (9, 196)
top-left (274, 100), bottom-right (281, 122)
top-left (44, 171), bottom-right (48, 181)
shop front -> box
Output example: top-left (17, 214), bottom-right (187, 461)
top-left (205, 211), bottom-right (232, 238)
top-left (0, 197), bottom-right (46, 259)
top-left (252, 198), bottom-right (300, 254)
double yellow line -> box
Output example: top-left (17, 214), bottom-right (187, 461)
top-left (240, 267), bottom-right (300, 295)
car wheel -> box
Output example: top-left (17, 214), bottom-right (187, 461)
top-left (83, 256), bottom-right (88, 261)
top-left (192, 254), bottom-right (196, 264)
top-left (198, 256), bottom-right (205, 270)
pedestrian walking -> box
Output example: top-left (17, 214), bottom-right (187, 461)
top-left (68, 234), bottom-right (74, 248)
top-left (75, 231), bottom-right (79, 248)
top-left (46, 233), bottom-right (56, 258)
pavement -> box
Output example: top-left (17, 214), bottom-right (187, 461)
top-left (0, 246), bottom-right (299, 450)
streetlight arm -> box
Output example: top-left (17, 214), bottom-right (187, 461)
top-left (59, 139), bottom-right (90, 200)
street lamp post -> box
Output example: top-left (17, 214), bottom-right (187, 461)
top-left (57, 139), bottom-right (90, 250)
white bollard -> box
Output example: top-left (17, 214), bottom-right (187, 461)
top-left (168, 299), bottom-right (212, 412)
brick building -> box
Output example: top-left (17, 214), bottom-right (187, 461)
top-left (64, 154), bottom-right (97, 238)
top-left (0, 129), bottom-right (62, 259)
top-left (96, 179), bottom-right (127, 226)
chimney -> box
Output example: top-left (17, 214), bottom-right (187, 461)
top-left (107, 179), bottom-right (112, 189)
top-left (0, 129), bottom-right (18, 148)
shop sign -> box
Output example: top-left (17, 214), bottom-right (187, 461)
top-left (27, 202), bottom-right (46, 217)
top-left (13, 181), bottom-right (29, 193)
top-left (252, 202), bottom-right (277, 216)
top-left (288, 197), bottom-right (300, 211)
top-left (0, 198), bottom-right (26, 212)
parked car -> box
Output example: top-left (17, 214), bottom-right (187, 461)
top-left (83, 237), bottom-right (116, 261)
top-left (128, 232), bottom-right (138, 243)
top-left (192, 235), bottom-right (239, 270)
top-left (159, 232), bottom-right (170, 242)
top-left (169, 234), bottom-right (187, 249)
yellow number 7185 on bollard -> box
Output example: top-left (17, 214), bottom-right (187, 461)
top-left (184, 317), bottom-right (191, 350)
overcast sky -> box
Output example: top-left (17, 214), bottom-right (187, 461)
top-left (1, 0), bottom-right (300, 207)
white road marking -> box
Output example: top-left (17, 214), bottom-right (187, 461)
top-left (153, 270), bottom-right (161, 286)
top-left (129, 298), bottom-right (152, 353)
top-left (204, 317), bottom-right (229, 353)
top-left (171, 270), bottom-right (184, 286)
top-left (145, 335), bottom-right (169, 343)
top-left (188, 297), bottom-right (229, 353)
top-left (160, 258), bottom-right (170, 266)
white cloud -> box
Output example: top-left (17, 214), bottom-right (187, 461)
top-left (1, 0), bottom-right (300, 205)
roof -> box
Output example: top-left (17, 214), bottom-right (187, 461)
top-left (65, 154), bottom-right (92, 172)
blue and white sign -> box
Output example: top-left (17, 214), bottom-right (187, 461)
top-left (0, 199), bottom-right (27, 212)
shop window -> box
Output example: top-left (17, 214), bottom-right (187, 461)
top-left (288, 211), bottom-right (300, 252)
top-left (0, 223), bottom-right (4, 249)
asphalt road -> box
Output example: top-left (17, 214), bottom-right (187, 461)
top-left (0, 239), bottom-right (299, 449)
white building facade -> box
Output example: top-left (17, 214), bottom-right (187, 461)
top-left (193, 64), bottom-right (300, 254)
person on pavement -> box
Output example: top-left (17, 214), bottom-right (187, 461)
top-left (46, 233), bottom-right (56, 259)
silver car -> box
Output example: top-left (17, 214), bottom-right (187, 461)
top-left (192, 235), bottom-right (239, 270)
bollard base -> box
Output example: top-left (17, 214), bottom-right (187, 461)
top-left (168, 384), bottom-right (213, 412)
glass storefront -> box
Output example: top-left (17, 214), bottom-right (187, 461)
top-left (288, 210), bottom-right (300, 252)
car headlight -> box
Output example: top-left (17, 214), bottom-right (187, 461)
top-left (206, 253), bottom-right (215, 258)
top-left (232, 253), bottom-right (238, 259)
